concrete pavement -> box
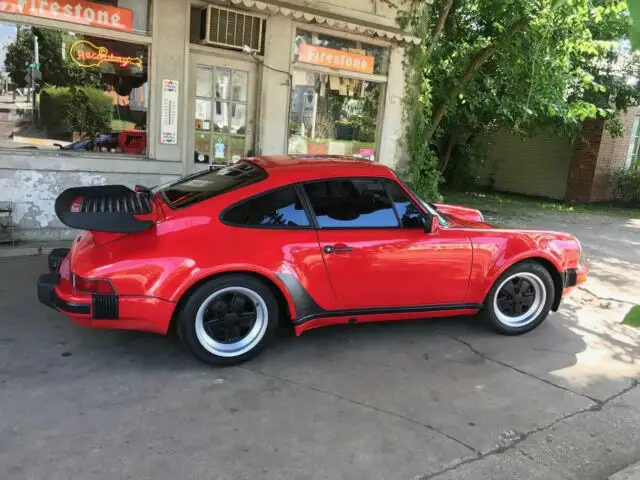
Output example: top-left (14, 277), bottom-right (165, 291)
top-left (1, 208), bottom-right (639, 479)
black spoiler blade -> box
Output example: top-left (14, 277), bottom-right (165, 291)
top-left (55, 185), bottom-right (155, 233)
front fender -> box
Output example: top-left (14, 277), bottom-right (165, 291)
top-left (465, 230), bottom-right (575, 304)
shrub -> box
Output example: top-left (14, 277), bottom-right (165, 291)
top-left (612, 168), bottom-right (640, 204)
top-left (39, 85), bottom-right (72, 136)
top-left (68, 86), bottom-right (113, 143)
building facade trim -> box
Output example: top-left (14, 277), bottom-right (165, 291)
top-left (228, 0), bottom-right (421, 45)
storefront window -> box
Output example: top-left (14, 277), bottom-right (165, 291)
top-left (0, 22), bottom-right (148, 155)
top-left (294, 29), bottom-right (389, 76)
top-left (288, 71), bottom-right (382, 160)
top-left (195, 65), bottom-right (249, 164)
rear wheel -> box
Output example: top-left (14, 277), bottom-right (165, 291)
top-left (483, 262), bottom-right (554, 335)
top-left (177, 274), bottom-right (279, 365)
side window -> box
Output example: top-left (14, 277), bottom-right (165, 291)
top-left (385, 181), bottom-right (427, 228)
top-left (303, 179), bottom-right (399, 228)
top-left (222, 186), bottom-right (310, 227)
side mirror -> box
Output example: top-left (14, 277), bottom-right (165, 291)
top-left (425, 215), bottom-right (440, 234)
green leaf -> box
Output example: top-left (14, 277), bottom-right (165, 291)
top-left (623, 305), bottom-right (640, 328)
top-left (629, 0), bottom-right (640, 50)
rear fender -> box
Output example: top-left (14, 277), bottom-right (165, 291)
top-left (167, 264), bottom-right (298, 320)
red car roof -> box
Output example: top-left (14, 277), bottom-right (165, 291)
top-left (245, 155), bottom-right (395, 182)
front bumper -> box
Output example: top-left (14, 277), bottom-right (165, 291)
top-left (563, 264), bottom-right (588, 288)
top-left (37, 250), bottom-right (175, 335)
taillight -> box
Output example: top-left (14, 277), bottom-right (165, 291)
top-left (72, 274), bottom-right (115, 294)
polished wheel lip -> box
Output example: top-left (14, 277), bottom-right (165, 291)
top-left (195, 286), bottom-right (268, 358)
top-left (493, 272), bottom-right (546, 328)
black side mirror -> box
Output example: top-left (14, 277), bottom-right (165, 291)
top-left (425, 215), bottom-right (440, 234)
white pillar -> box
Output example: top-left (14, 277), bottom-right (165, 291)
top-left (258, 16), bottom-right (294, 155)
top-left (377, 45), bottom-right (407, 169)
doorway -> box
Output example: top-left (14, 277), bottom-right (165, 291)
top-left (188, 53), bottom-right (257, 171)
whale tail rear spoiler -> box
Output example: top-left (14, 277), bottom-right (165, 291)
top-left (55, 185), bottom-right (157, 233)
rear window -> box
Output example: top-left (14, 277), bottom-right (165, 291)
top-left (160, 162), bottom-right (267, 209)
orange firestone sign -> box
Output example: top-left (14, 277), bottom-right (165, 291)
top-left (0, 0), bottom-right (134, 32)
top-left (298, 44), bottom-right (375, 75)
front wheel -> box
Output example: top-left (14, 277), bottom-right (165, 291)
top-left (483, 262), bottom-right (555, 335)
top-left (177, 274), bottom-right (279, 365)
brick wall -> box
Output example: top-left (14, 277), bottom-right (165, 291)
top-left (565, 119), bottom-right (604, 203)
top-left (590, 106), bottom-right (640, 201)
top-left (565, 107), bottom-right (640, 202)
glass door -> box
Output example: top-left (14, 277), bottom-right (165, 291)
top-left (189, 54), bottom-right (257, 168)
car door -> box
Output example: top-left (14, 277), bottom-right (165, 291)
top-left (302, 178), bottom-right (473, 309)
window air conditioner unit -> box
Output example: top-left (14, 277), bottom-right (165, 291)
top-left (200, 5), bottom-right (264, 53)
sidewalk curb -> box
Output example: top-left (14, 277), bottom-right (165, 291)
top-left (610, 461), bottom-right (640, 480)
top-left (0, 244), bottom-right (64, 258)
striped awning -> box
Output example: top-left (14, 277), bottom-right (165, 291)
top-left (229, 0), bottom-right (422, 45)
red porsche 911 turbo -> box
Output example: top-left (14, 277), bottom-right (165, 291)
top-left (38, 155), bottom-right (587, 365)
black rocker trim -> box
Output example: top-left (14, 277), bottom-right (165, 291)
top-left (275, 272), bottom-right (482, 326)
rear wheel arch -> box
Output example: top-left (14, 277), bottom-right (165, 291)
top-left (169, 270), bottom-right (294, 333)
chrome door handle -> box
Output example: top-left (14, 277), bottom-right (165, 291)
top-left (324, 245), bottom-right (352, 254)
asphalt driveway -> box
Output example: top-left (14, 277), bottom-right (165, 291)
top-left (1, 205), bottom-right (639, 479)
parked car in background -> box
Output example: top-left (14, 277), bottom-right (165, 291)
top-left (38, 155), bottom-right (587, 365)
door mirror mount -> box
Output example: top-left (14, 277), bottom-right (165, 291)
top-left (425, 215), bottom-right (440, 234)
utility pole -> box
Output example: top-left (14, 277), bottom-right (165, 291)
top-left (32, 34), bottom-right (38, 124)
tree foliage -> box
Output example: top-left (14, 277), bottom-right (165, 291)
top-left (4, 26), bottom-right (104, 88)
top-left (389, 0), bottom-right (638, 198)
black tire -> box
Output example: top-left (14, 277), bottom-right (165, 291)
top-left (482, 261), bottom-right (555, 335)
top-left (177, 274), bottom-right (279, 366)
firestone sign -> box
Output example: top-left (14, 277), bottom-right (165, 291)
top-left (0, 0), bottom-right (134, 32)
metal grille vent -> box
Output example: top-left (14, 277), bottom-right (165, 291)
top-left (201, 6), bottom-right (264, 53)
top-left (92, 294), bottom-right (119, 320)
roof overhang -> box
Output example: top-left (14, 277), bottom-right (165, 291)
top-left (229, 0), bottom-right (422, 45)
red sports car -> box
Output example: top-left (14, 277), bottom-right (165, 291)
top-left (38, 156), bottom-right (587, 365)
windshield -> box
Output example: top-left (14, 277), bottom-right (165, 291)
top-left (159, 162), bottom-right (267, 209)
top-left (400, 180), bottom-right (449, 226)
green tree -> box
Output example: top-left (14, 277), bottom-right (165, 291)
top-left (4, 25), bottom-right (34, 88)
top-left (389, 0), bottom-right (638, 197)
top-left (4, 25), bottom-right (104, 89)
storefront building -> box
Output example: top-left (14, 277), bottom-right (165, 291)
top-left (0, 0), bottom-right (417, 241)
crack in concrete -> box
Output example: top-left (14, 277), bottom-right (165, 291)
top-left (451, 336), bottom-right (601, 404)
top-left (417, 375), bottom-right (640, 479)
top-left (239, 365), bottom-right (481, 456)
top-left (578, 285), bottom-right (637, 306)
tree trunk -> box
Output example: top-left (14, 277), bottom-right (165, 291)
top-left (426, 0), bottom-right (455, 59)
top-left (439, 131), bottom-right (459, 173)
top-left (424, 17), bottom-right (530, 143)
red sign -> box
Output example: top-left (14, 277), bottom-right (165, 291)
top-left (0, 0), bottom-right (134, 32)
top-left (298, 44), bottom-right (375, 75)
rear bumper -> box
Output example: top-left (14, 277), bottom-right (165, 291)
top-left (37, 251), bottom-right (175, 335)
top-left (38, 272), bottom-right (90, 314)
